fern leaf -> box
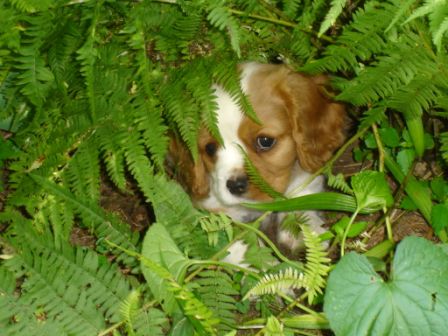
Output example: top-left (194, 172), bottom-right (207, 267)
top-left (385, 0), bottom-right (416, 33)
top-left (198, 212), bottom-right (233, 246)
top-left (301, 224), bottom-right (331, 304)
top-left (132, 307), bottom-right (168, 336)
top-left (212, 58), bottom-right (258, 122)
top-left (283, 0), bottom-right (302, 19)
top-left (133, 96), bottom-right (169, 171)
top-left (65, 139), bottom-right (101, 201)
top-left (206, 2), bottom-right (241, 57)
top-left (386, 75), bottom-right (443, 118)
top-left (327, 173), bottom-right (353, 194)
top-left (10, 0), bottom-right (54, 13)
top-left (440, 132), bottom-right (448, 164)
top-left (337, 35), bottom-right (433, 107)
top-left (3, 224), bottom-right (131, 335)
top-left (75, 1), bottom-right (103, 123)
top-left (244, 267), bottom-right (307, 299)
top-left (195, 270), bottom-right (239, 332)
top-left (318, 0), bottom-right (349, 36)
top-left (15, 46), bottom-right (54, 106)
top-left (28, 173), bottom-right (139, 265)
top-left (242, 147), bottom-right (285, 200)
top-left (122, 131), bottom-right (156, 203)
top-left (96, 124), bottom-right (127, 191)
top-left (358, 106), bottom-right (387, 131)
top-left (141, 226), bottom-right (219, 334)
top-left (120, 290), bottom-right (140, 336)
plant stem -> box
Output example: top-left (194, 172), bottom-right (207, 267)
top-left (372, 123), bottom-right (394, 242)
top-left (234, 221), bottom-right (302, 270)
top-left (340, 208), bottom-right (360, 257)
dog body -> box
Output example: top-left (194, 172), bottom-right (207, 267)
top-left (171, 62), bottom-right (346, 263)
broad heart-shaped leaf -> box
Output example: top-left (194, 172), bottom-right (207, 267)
top-left (324, 236), bottom-right (448, 336)
top-left (141, 222), bottom-right (191, 315)
top-left (351, 170), bottom-right (393, 211)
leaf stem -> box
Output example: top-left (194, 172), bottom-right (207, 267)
top-left (234, 221), bottom-right (302, 270)
top-left (372, 123), bottom-right (393, 242)
top-left (340, 208), bottom-right (360, 257)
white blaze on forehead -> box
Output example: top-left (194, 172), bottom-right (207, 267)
top-left (239, 62), bottom-right (263, 93)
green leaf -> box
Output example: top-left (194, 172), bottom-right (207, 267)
top-left (351, 171), bottom-right (393, 211)
top-left (332, 216), bottom-right (368, 238)
top-left (430, 177), bottom-right (448, 202)
top-left (141, 222), bottom-right (191, 314)
top-left (396, 148), bottom-right (415, 174)
top-left (318, 0), bottom-right (349, 36)
top-left (243, 192), bottom-right (375, 213)
top-left (379, 127), bottom-right (400, 148)
top-left (431, 204), bottom-right (448, 235)
top-left (324, 237), bottom-right (448, 336)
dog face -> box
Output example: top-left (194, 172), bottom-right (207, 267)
top-left (170, 62), bottom-right (346, 218)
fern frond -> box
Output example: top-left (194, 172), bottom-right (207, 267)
top-left (120, 290), bottom-right (140, 336)
top-left (279, 213), bottom-right (311, 241)
top-left (131, 307), bottom-right (168, 336)
top-left (3, 225), bottom-right (131, 335)
top-left (36, 195), bottom-right (74, 249)
top-left (195, 270), bottom-right (239, 332)
top-left (337, 35), bottom-right (434, 107)
top-left (303, 3), bottom-right (393, 74)
top-left (241, 147), bottom-right (285, 200)
top-left (199, 212), bottom-right (233, 247)
top-left (327, 173), bottom-right (353, 194)
top-left (96, 124), bottom-right (127, 191)
top-left (386, 74), bottom-right (444, 118)
top-left (206, 2), bottom-right (241, 57)
top-left (405, 0), bottom-right (448, 51)
top-left (133, 96), bottom-right (169, 171)
top-left (300, 224), bottom-right (331, 304)
top-left (29, 173), bottom-right (139, 265)
top-left (282, 0), bottom-right (302, 20)
top-left (148, 176), bottom-right (220, 259)
top-left (140, 248), bottom-right (219, 335)
top-left (10, 0), bottom-right (54, 13)
top-left (358, 106), bottom-right (387, 131)
top-left (160, 78), bottom-right (200, 160)
top-left (244, 267), bottom-right (307, 299)
top-left (318, 0), bottom-right (349, 36)
top-left (440, 132), bottom-right (448, 164)
top-left (118, 290), bottom-right (168, 336)
top-left (65, 139), bottom-right (100, 201)
top-left (75, 1), bottom-right (103, 123)
top-left (122, 130), bottom-right (156, 202)
top-left (15, 46), bottom-right (54, 106)
top-left (212, 58), bottom-right (257, 122)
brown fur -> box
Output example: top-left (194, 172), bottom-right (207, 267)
top-left (169, 64), bottom-right (346, 201)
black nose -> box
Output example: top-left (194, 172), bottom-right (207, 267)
top-left (226, 176), bottom-right (248, 195)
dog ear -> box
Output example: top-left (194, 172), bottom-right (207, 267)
top-left (167, 137), bottom-right (210, 199)
top-left (283, 71), bottom-right (347, 172)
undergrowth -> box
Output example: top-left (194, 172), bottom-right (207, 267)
top-left (1, 0), bottom-right (447, 335)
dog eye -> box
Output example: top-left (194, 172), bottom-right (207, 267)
top-left (256, 136), bottom-right (276, 151)
top-left (205, 142), bottom-right (218, 157)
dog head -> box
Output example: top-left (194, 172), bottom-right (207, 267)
top-left (170, 63), bottom-right (346, 214)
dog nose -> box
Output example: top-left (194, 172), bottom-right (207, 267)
top-left (226, 176), bottom-right (248, 195)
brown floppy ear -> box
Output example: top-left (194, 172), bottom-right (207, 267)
top-left (167, 137), bottom-right (209, 200)
top-left (283, 71), bottom-right (347, 172)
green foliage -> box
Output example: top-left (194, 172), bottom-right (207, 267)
top-left (1, 0), bottom-right (447, 335)
top-left (324, 237), bottom-right (448, 335)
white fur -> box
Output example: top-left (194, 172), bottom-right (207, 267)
top-left (199, 64), bottom-right (327, 266)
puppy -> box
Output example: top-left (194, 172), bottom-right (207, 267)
top-left (170, 62), bottom-right (346, 264)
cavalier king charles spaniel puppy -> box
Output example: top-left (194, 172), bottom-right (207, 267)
top-left (170, 62), bottom-right (346, 265)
